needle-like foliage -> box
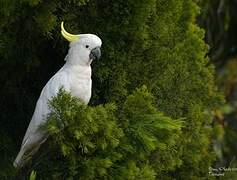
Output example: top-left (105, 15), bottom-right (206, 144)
top-left (0, 0), bottom-right (222, 179)
top-left (33, 87), bottom-right (182, 179)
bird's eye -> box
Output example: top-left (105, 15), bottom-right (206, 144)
top-left (86, 45), bottom-right (89, 48)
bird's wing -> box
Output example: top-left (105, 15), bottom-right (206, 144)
top-left (14, 69), bottom-right (70, 168)
top-left (22, 69), bottom-right (71, 146)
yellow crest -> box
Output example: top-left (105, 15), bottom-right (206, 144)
top-left (61, 22), bottom-right (80, 42)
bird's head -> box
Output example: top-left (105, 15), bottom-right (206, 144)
top-left (61, 22), bottom-right (102, 66)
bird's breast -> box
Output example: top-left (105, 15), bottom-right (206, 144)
top-left (70, 77), bottom-right (92, 104)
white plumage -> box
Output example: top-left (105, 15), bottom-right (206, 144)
top-left (14, 23), bottom-right (102, 168)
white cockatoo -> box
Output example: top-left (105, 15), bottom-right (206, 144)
top-left (13, 22), bottom-right (102, 168)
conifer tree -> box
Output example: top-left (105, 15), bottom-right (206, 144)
top-left (0, 0), bottom-right (222, 179)
top-left (32, 87), bottom-right (182, 179)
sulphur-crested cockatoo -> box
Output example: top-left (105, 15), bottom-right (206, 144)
top-left (13, 22), bottom-right (102, 168)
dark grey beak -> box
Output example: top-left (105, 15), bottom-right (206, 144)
top-left (89, 47), bottom-right (101, 60)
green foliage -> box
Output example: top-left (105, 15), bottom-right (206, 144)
top-left (0, 0), bottom-right (223, 179)
top-left (33, 87), bottom-right (182, 179)
top-left (29, 170), bottom-right (37, 180)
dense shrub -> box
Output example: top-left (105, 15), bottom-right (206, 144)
top-left (0, 0), bottom-right (222, 179)
top-left (30, 87), bottom-right (182, 179)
